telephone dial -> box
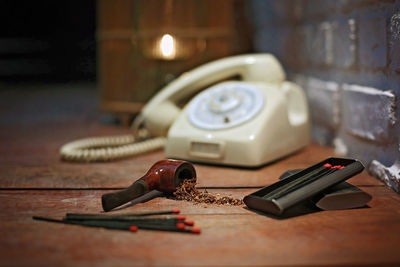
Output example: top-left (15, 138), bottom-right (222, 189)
top-left (61, 54), bottom-right (310, 167)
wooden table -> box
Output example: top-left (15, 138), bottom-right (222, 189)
top-left (1, 85), bottom-right (400, 266)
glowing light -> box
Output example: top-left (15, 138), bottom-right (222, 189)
top-left (160, 34), bottom-right (175, 59)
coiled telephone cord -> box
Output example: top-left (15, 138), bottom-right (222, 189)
top-left (60, 129), bottom-right (166, 162)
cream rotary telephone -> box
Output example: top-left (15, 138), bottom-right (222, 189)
top-left (61, 54), bottom-right (310, 167)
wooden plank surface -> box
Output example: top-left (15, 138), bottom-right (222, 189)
top-left (1, 85), bottom-right (399, 266)
top-left (0, 128), bottom-right (381, 189)
top-left (1, 186), bottom-right (400, 266)
top-left (0, 86), bottom-right (382, 189)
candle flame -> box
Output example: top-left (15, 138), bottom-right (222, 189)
top-left (160, 34), bottom-right (175, 59)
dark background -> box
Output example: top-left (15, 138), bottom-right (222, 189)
top-left (0, 0), bottom-right (96, 83)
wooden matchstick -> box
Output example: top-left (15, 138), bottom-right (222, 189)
top-left (66, 209), bottom-right (180, 219)
top-left (33, 215), bottom-right (200, 234)
top-left (65, 214), bottom-right (186, 222)
top-left (32, 216), bottom-right (138, 232)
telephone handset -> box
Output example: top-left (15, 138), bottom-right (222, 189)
top-left (60, 54), bottom-right (310, 167)
top-left (141, 54), bottom-right (285, 137)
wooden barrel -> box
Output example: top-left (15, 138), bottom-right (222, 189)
top-left (97, 0), bottom-right (251, 125)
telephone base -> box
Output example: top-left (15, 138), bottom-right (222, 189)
top-left (165, 134), bottom-right (309, 168)
top-left (165, 81), bottom-right (310, 167)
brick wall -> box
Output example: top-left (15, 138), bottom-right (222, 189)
top-left (250, 0), bottom-right (400, 192)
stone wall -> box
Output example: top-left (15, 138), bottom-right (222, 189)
top-left (249, 0), bottom-right (400, 192)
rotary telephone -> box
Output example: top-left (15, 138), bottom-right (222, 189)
top-left (61, 54), bottom-right (310, 167)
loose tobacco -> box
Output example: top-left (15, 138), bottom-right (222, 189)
top-left (172, 178), bottom-right (244, 206)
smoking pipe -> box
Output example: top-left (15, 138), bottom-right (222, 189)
top-left (101, 159), bottom-right (196, 212)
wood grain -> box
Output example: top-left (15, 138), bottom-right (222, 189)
top-left (0, 131), bottom-right (382, 188)
top-left (1, 186), bottom-right (399, 266)
top-left (0, 85), bottom-right (383, 189)
top-left (1, 84), bottom-right (398, 266)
